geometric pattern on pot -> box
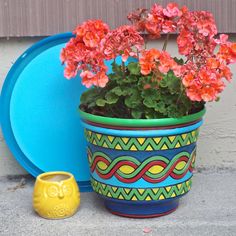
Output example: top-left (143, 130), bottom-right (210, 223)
top-left (88, 148), bottom-right (196, 183)
top-left (91, 177), bottom-right (192, 201)
top-left (85, 129), bottom-right (199, 151)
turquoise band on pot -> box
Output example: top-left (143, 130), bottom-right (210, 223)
top-left (91, 171), bottom-right (193, 188)
top-left (81, 120), bottom-right (203, 137)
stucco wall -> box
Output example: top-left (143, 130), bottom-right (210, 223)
top-left (0, 36), bottom-right (236, 177)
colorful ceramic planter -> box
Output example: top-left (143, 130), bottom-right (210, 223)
top-left (80, 109), bottom-right (205, 218)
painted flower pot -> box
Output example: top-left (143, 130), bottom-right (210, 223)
top-left (80, 109), bottom-right (205, 218)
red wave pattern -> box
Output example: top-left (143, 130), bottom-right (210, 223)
top-left (90, 155), bottom-right (193, 183)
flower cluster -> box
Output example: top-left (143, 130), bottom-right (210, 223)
top-left (61, 21), bottom-right (144, 88)
top-left (177, 11), bottom-right (236, 101)
top-left (181, 62), bottom-right (225, 102)
top-left (139, 49), bottom-right (180, 77)
top-left (62, 2), bottom-right (236, 106)
top-left (128, 3), bottom-right (186, 38)
top-left (60, 20), bottom-right (109, 88)
top-left (177, 11), bottom-right (217, 58)
top-left (180, 40), bottom-right (236, 101)
top-left (102, 25), bottom-right (144, 62)
top-left (128, 2), bottom-right (236, 102)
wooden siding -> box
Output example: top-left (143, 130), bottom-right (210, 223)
top-left (0, 0), bottom-right (235, 37)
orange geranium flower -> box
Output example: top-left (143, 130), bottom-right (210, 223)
top-left (182, 65), bottom-right (227, 102)
top-left (61, 20), bottom-right (110, 87)
top-left (140, 49), bottom-right (180, 77)
top-left (73, 20), bottom-right (109, 48)
top-left (139, 49), bottom-right (160, 75)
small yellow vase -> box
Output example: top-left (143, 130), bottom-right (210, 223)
top-left (33, 171), bottom-right (80, 219)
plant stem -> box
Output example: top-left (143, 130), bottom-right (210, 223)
top-left (162, 34), bottom-right (170, 51)
top-left (141, 33), bottom-right (147, 50)
top-left (176, 83), bottom-right (184, 105)
top-left (122, 60), bottom-right (126, 79)
top-left (137, 48), bottom-right (140, 60)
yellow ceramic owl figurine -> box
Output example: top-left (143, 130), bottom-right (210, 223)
top-left (33, 171), bottom-right (80, 219)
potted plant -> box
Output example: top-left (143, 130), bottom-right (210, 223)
top-left (60, 2), bottom-right (236, 218)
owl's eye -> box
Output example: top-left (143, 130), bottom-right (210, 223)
top-left (47, 185), bottom-right (59, 198)
top-left (62, 184), bottom-right (73, 196)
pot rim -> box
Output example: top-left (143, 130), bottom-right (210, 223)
top-left (36, 171), bottom-right (74, 184)
top-left (79, 107), bottom-right (206, 127)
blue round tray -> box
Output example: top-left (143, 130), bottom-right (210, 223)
top-left (0, 33), bottom-right (94, 191)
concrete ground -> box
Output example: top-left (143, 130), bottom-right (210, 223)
top-left (0, 169), bottom-right (236, 236)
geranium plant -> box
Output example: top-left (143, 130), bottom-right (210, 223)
top-left (61, 2), bottom-right (236, 119)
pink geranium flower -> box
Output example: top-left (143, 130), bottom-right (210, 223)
top-left (61, 20), bottom-right (110, 88)
top-left (163, 3), bottom-right (182, 18)
top-left (101, 25), bottom-right (144, 62)
top-left (80, 71), bottom-right (95, 88)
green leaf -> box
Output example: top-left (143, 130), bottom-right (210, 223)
top-left (87, 101), bottom-right (96, 109)
top-left (143, 97), bottom-right (157, 108)
top-left (125, 90), bottom-right (141, 108)
top-left (127, 62), bottom-right (140, 75)
top-left (118, 74), bottom-right (138, 85)
top-left (111, 86), bottom-right (134, 96)
top-left (96, 98), bottom-right (107, 107)
top-left (174, 57), bottom-right (184, 65)
top-left (144, 109), bottom-right (162, 119)
top-left (141, 88), bottom-right (161, 100)
top-left (165, 72), bottom-right (181, 94)
top-left (105, 92), bottom-right (119, 104)
top-left (131, 110), bottom-right (142, 119)
top-left (160, 93), bottom-right (173, 105)
top-left (154, 101), bottom-right (166, 113)
top-left (108, 73), bottom-right (117, 80)
top-left (159, 76), bottom-right (168, 88)
top-left (122, 87), bottom-right (134, 96)
top-left (111, 61), bottom-right (121, 73)
top-left (111, 86), bottom-right (123, 96)
top-left (80, 88), bottom-right (98, 104)
top-left (110, 61), bottom-right (124, 78)
top-left (167, 70), bottom-right (175, 78)
top-left (138, 75), bottom-right (152, 88)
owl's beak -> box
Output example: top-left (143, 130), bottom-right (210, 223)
top-left (58, 191), bottom-right (65, 199)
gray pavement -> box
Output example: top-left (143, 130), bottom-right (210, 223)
top-left (0, 169), bottom-right (236, 236)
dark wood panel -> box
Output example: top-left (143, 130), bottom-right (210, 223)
top-left (0, 0), bottom-right (235, 37)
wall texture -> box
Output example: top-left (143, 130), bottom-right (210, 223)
top-left (0, 38), bottom-right (39, 176)
top-left (1, 0), bottom-right (236, 37)
top-left (0, 36), bottom-right (236, 177)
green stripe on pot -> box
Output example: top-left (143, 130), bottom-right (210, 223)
top-left (79, 108), bottom-right (206, 127)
